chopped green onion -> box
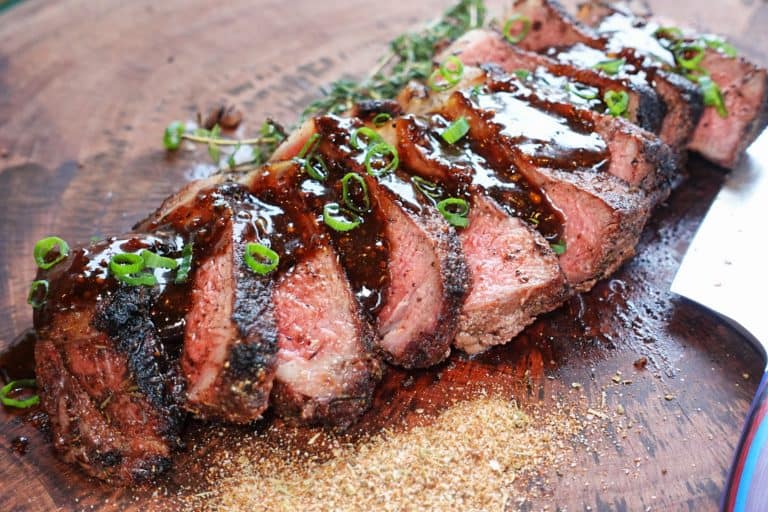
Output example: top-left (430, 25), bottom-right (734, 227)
top-left (673, 44), bottom-right (705, 70)
top-left (593, 58), bottom-right (626, 75)
top-left (109, 253), bottom-right (145, 276)
top-left (207, 124), bottom-right (222, 163)
top-left (428, 56), bottom-right (465, 92)
top-left (437, 197), bottom-right (470, 228)
top-left (243, 242), bottom-right (280, 275)
top-left (33, 236), bottom-right (70, 270)
top-left (116, 273), bottom-right (158, 287)
top-left (440, 117), bottom-right (470, 144)
top-left (0, 379), bottom-right (39, 409)
top-left (699, 76), bottom-right (728, 118)
top-left (297, 133), bottom-right (321, 159)
top-left (140, 249), bottom-right (178, 270)
top-left (372, 113), bottom-right (392, 126)
top-left (550, 241), bottom-right (567, 255)
top-left (411, 176), bottom-right (442, 200)
top-left (341, 172), bottom-right (370, 213)
top-left (502, 14), bottom-right (531, 45)
top-left (364, 142), bottom-right (399, 177)
top-left (27, 280), bottom-right (48, 309)
top-left (304, 154), bottom-right (329, 181)
top-left (350, 127), bottom-right (383, 150)
top-left (175, 243), bottom-right (194, 284)
top-left (653, 26), bottom-right (683, 40)
top-left (564, 82), bottom-right (599, 100)
top-left (163, 121), bottom-right (186, 150)
top-left (703, 38), bottom-right (737, 58)
top-left (604, 90), bottom-right (629, 117)
top-left (323, 203), bottom-right (362, 232)
top-left (513, 69), bottom-right (531, 80)
top-left (684, 68), bottom-right (708, 83)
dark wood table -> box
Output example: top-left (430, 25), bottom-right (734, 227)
top-left (1, 0), bottom-right (766, 510)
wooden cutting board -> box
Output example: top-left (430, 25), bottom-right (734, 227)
top-left (1, 0), bottom-right (767, 510)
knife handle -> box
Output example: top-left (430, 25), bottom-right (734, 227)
top-left (722, 371), bottom-right (768, 511)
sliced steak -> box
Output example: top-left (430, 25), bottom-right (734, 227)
top-left (443, 28), bottom-right (665, 134)
top-left (34, 237), bottom-right (185, 483)
top-left (239, 162), bottom-right (382, 427)
top-left (508, 0), bottom-right (703, 149)
top-left (435, 88), bottom-right (650, 291)
top-left (576, 1), bottom-right (768, 169)
top-left (275, 116), bottom-right (468, 368)
top-left (395, 115), bottom-right (568, 353)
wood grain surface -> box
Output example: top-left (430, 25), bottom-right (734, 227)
top-left (1, 0), bottom-right (767, 510)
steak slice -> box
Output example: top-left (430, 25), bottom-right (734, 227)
top-left (239, 162), bottom-right (382, 427)
top-left (576, 1), bottom-right (768, 169)
top-left (507, 0), bottom-right (703, 150)
top-left (395, 115), bottom-right (568, 353)
top-left (443, 29), bottom-right (665, 134)
top-left (436, 89), bottom-right (650, 291)
top-left (34, 240), bottom-right (185, 483)
top-left (275, 116), bottom-right (468, 369)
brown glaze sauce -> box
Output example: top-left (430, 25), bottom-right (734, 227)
top-left (518, 67), bottom-right (605, 112)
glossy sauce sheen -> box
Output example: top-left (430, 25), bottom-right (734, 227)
top-left (402, 114), bottom-right (564, 243)
top-left (34, 181), bottom-right (310, 346)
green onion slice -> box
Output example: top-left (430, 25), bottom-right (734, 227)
top-left (364, 142), bottom-right (399, 177)
top-left (109, 253), bottom-right (145, 276)
top-left (323, 203), bottom-right (362, 232)
top-left (341, 172), bottom-right (370, 213)
top-left (304, 154), bottom-right (329, 181)
top-left (163, 121), bottom-right (185, 151)
top-left (654, 26), bottom-right (683, 40)
top-left (441, 117), bottom-right (470, 144)
top-left (411, 176), bottom-right (442, 200)
top-left (513, 69), bottom-right (531, 80)
top-left (437, 197), bottom-right (470, 228)
top-left (699, 76), bottom-right (728, 118)
top-left (175, 243), bottom-right (194, 284)
top-left (604, 90), bottom-right (629, 117)
top-left (244, 242), bottom-right (280, 275)
top-left (503, 14), bottom-right (531, 45)
top-left (350, 127), bottom-right (382, 150)
top-left (703, 38), bottom-right (737, 58)
top-left (140, 249), bottom-right (178, 270)
top-left (564, 82), bottom-right (599, 100)
top-left (297, 133), bottom-right (321, 159)
top-left (550, 241), bottom-right (567, 255)
top-left (27, 280), bottom-right (48, 309)
top-left (372, 113), bottom-right (392, 126)
top-left (0, 379), bottom-right (39, 409)
top-left (673, 44), bottom-right (705, 70)
top-left (33, 236), bottom-right (70, 270)
top-left (593, 58), bottom-right (626, 75)
top-left (428, 56), bottom-right (465, 92)
top-left (116, 272), bottom-right (158, 286)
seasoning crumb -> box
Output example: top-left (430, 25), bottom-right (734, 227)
top-left (742, 373), bottom-right (750, 381)
top-left (664, 394), bottom-right (675, 401)
top-left (616, 404), bottom-right (625, 415)
top-left (571, 382), bottom-right (583, 390)
top-left (634, 357), bottom-right (648, 369)
top-left (611, 374), bottom-right (622, 384)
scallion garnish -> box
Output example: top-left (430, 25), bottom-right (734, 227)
top-left (564, 82), bottom-right (599, 101)
top-left (323, 203), bottom-right (362, 232)
top-left (0, 379), bottom-right (39, 409)
top-left (699, 76), bottom-right (728, 118)
top-left (116, 273), bottom-right (158, 286)
top-left (243, 242), bottom-right (280, 275)
top-left (502, 14), bottom-right (531, 45)
top-left (33, 236), bottom-right (70, 270)
top-left (673, 44), bottom-right (705, 71)
top-left (297, 133), bottom-right (321, 159)
top-left (653, 26), bottom-right (683, 40)
top-left (350, 127), bottom-right (383, 150)
top-left (27, 280), bottom-right (48, 309)
top-left (593, 58), bottom-right (626, 75)
top-left (437, 197), bottom-right (470, 228)
top-left (139, 249), bottom-right (179, 270)
top-left (550, 241), bottom-right (567, 255)
top-left (304, 154), bottom-right (329, 181)
top-left (109, 252), bottom-right (157, 286)
top-left (372, 113), bottom-right (392, 126)
top-left (163, 121), bottom-right (186, 150)
top-left (513, 69), bottom-right (531, 80)
top-left (703, 37), bottom-right (737, 58)
top-left (341, 172), bottom-right (370, 213)
top-left (604, 90), bottom-right (629, 117)
top-left (441, 117), bottom-right (470, 144)
top-left (364, 142), bottom-right (399, 177)
top-left (428, 56), bottom-right (465, 92)
top-left (411, 176), bottom-right (443, 200)
top-left (175, 243), bottom-right (194, 284)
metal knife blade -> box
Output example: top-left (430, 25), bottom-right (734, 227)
top-left (671, 130), bottom-right (768, 358)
